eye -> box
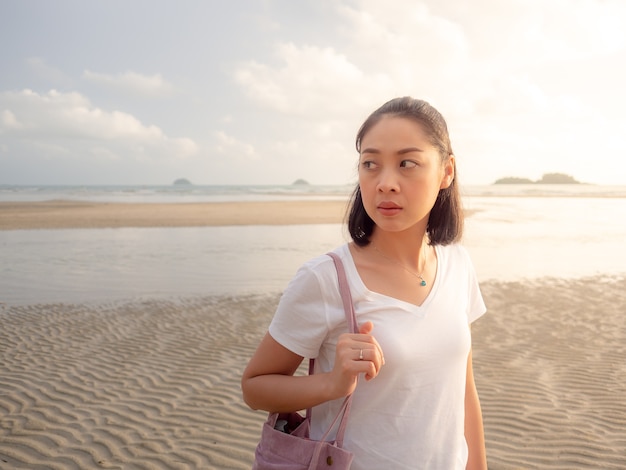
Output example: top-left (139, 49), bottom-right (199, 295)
top-left (361, 160), bottom-right (378, 170)
top-left (400, 160), bottom-right (418, 168)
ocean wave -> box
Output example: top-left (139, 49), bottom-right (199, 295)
top-left (2, 183), bottom-right (625, 203)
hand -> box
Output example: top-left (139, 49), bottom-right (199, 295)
top-left (328, 321), bottom-right (385, 399)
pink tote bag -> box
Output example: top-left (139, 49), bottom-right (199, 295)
top-left (252, 252), bottom-right (357, 469)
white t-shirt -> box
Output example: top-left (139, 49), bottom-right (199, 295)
top-left (269, 243), bottom-right (486, 469)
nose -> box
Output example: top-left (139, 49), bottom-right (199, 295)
top-left (377, 168), bottom-right (399, 193)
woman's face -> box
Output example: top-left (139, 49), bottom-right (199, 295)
top-left (358, 116), bottom-right (454, 235)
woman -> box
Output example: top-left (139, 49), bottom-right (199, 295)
top-left (242, 97), bottom-right (488, 469)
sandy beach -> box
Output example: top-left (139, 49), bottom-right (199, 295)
top-left (1, 279), bottom-right (625, 469)
top-left (1, 200), bottom-right (625, 469)
top-left (0, 200), bottom-right (349, 230)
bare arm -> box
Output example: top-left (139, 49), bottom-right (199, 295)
top-left (241, 332), bottom-right (333, 412)
top-left (241, 322), bottom-right (384, 413)
top-left (464, 349), bottom-right (488, 470)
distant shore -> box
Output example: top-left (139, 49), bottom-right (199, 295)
top-left (0, 200), bottom-right (351, 230)
top-left (0, 200), bottom-right (486, 230)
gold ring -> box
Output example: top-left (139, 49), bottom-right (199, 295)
top-left (359, 349), bottom-right (364, 360)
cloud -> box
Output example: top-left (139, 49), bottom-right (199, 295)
top-left (82, 70), bottom-right (175, 95)
top-left (229, 0), bottom-right (626, 185)
top-left (235, 43), bottom-right (381, 118)
top-left (1, 110), bottom-right (22, 130)
top-left (230, 0), bottom-right (474, 183)
top-left (339, 1), bottom-right (469, 76)
top-left (233, 0), bottom-right (626, 119)
top-left (214, 130), bottom-right (258, 160)
top-left (432, 0), bottom-right (626, 66)
top-left (0, 89), bottom-right (197, 160)
top-left (25, 57), bottom-right (73, 86)
top-left (520, 0), bottom-right (626, 60)
top-left (235, 1), bottom-right (471, 114)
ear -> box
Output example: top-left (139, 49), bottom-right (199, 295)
top-left (440, 154), bottom-right (455, 189)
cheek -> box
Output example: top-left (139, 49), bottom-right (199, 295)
top-left (358, 180), bottom-right (378, 213)
top-left (358, 182), bottom-right (374, 207)
top-left (357, 172), bottom-right (373, 193)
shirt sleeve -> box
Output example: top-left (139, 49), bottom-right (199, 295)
top-left (268, 257), bottom-right (332, 359)
top-left (462, 246), bottom-right (487, 324)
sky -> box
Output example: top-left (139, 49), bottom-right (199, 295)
top-left (1, 0), bottom-right (625, 186)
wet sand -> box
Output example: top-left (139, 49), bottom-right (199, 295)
top-left (0, 200), bottom-right (350, 230)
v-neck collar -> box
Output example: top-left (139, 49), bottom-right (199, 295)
top-left (341, 243), bottom-right (441, 312)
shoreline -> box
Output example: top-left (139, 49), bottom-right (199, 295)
top-left (0, 200), bottom-right (351, 230)
top-left (0, 200), bottom-right (483, 230)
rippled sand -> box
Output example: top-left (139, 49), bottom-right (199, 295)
top-left (1, 277), bottom-right (625, 469)
top-left (473, 278), bottom-right (626, 469)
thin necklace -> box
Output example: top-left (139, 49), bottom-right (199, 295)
top-left (373, 243), bottom-right (428, 287)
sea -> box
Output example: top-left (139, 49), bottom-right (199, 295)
top-left (1, 183), bottom-right (626, 306)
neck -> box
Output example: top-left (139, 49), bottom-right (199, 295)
top-left (370, 229), bottom-right (429, 270)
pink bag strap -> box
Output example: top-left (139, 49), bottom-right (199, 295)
top-left (304, 252), bottom-right (358, 447)
top-left (327, 252), bottom-right (359, 334)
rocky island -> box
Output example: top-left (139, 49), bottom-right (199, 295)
top-left (494, 173), bottom-right (581, 184)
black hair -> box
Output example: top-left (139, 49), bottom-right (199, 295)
top-left (347, 96), bottom-right (463, 246)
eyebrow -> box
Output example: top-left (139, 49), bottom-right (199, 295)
top-left (360, 147), bottom-right (424, 155)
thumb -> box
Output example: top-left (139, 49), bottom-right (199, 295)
top-left (359, 321), bottom-right (374, 335)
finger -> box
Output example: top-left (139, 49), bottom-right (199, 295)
top-left (357, 321), bottom-right (384, 363)
top-left (351, 347), bottom-right (377, 380)
top-left (370, 336), bottom-right (385, 366)
top-left (354, 347), bottom-right (384, 380)
top-left (355, 347), bottom-right (374, 362)
top-left (363, 360), bottom-right (379, 381)
top-left (358, 321), bottom-right (374, 335)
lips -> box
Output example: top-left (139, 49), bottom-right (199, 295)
top-left (377, 201), bottom-right (402, 216)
